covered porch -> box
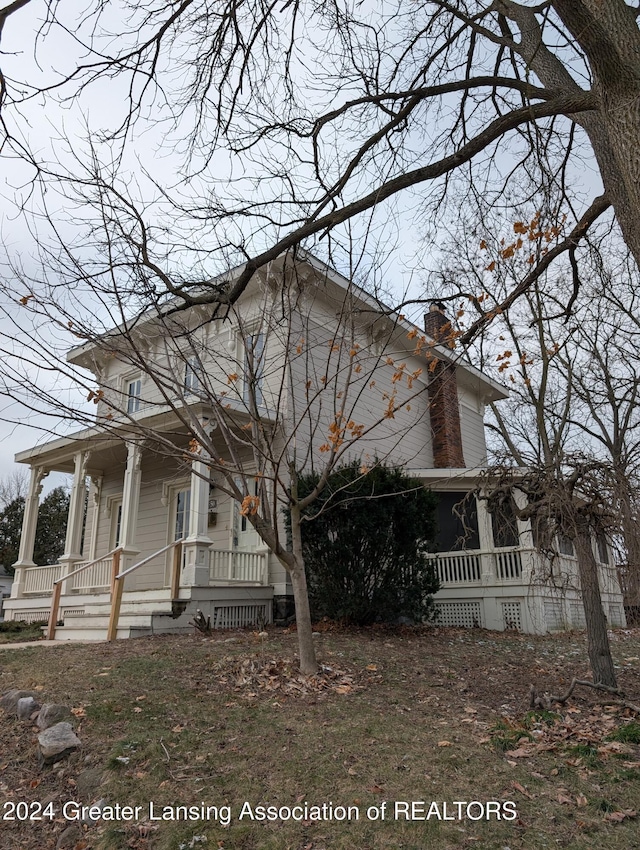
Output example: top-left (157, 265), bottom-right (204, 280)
top-left (416, 469), bottom-right (628, 634)
top-left (4, 424), bottom-right (278, 639)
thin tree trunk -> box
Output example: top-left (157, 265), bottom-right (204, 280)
top-left (618, 475), bottom-right (640, 607)
top-left (573, 519), bottom-right (617, 688)
top-left (287, 504), bottom-right (318, 675)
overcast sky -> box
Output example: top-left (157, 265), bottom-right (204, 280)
top-left (0, 1), bottom-right (605, 489)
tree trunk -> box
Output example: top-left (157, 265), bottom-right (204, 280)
top-left (573, 519), bottom-right (617, 688)
top-left (617, 474), bottom-right (640, 608)
top-left (552, 0), bottom-right (640, 271)
top-left (287, 505), bottom-right (318, 675)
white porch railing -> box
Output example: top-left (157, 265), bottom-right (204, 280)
top-left (23, 564), bottom-right (64, 595)
top-left (428, 552), bottom-right (482, 584)
top-left (70, 556), bottom-right (113, 592)
top-left (428, 548), bottom-right (524, 585)
top-left (209, 549), bottom-right (268, 584)
top-left (495, 549), bottom-right (523, 580)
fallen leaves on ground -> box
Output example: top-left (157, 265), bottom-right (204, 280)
top-left (209, 655), bottom-right (377, 699)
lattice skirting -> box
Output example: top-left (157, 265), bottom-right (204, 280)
top-left (213, 603), bottom-right (271, 630)
top-left (502, 601), bottom-right (522, 631)
top-left (433, 601), bottom-right (482, 628)
top-left (543, 600), bottom-right (565, 631)
top-left (5, 610), bottom-right (49, 624)
top-left (607, 604), bottom-right (624, 627)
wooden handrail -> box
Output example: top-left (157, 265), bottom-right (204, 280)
top-left (46, 548), bottom-right (123, 640)
top-left (107, 541), bottom-right (182, 642)
top-left (52, 548), bottom-right (123, 585)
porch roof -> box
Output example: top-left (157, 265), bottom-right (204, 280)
top-left (14, 396), bottom-right (278, 472)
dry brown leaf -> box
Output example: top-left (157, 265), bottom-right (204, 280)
top-left (576, 794), bottom-right (588, 808)
top-left (437, 740), bottom-right (452, 747)
top-left (512, 781), bottom-right (533, 799)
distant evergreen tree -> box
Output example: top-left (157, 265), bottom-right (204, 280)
top-left (0, 487), bottom-right (69, 575)
top-left (294, 462), bottom-right (439, 625)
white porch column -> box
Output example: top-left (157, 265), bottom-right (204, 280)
top-left (119, 442), bottom-right (142, 570)
top-left (11, 466), bottom-right (49, 598)
top-left (59, 451), bottom-right (90, 570)
top-left (88, 475), bottom-right (103, 561)
top-left (476, 493), bottom-right (495, 583)
top-left (182, 446), bottom-right (212, 586)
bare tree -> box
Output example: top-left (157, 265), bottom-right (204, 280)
top-left (0, 468), bottom-right (28, 508)
top-left (3, 241), bottom-right (446, 673)
top-left (1, 1), bottom-right (639, 333)
top-left (432, 213), bottom-right (640, 686)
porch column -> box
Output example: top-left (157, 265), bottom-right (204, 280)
top-left (88, 475), bottom-right (103, 561)
top-left (119, 442), bottom-right (142, 570)
top-left (182, 446), bottom-right (212, 586)
top-left (476, 493), bottom-right (495, 583)
top-left (58, 452), bottom-right (90, 589)
top-left (11, 466), bottom-right (49, 598)
top-left (513, 488), bottom-right (534, 584)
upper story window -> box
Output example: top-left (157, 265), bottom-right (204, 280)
top-left (126, 378), bottom-right (142, 414)
top-left (243, 332), bottom-right (265, 408)
top-left (184, 356), bottom-right (201, 394)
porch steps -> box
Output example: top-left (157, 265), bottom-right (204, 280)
top-left (51, 585), bottom-right (274, 641)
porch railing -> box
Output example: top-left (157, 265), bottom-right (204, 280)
top-left (23, 564), bottom-right (64, 596)
top-left (70, 556), bottom-right (114, 592)
top-left (46, 548), bottom-right (123, 640)
top-left (209, 549), bottom-right (268, 585)
top-left (107, 541), bottom-right (182, 642)
top-left (428, 548), bottom-right (524, 585)
top-left (495, 549), bottom-right (523, 580)
top-left (427, 552), bottom-right (482, 584)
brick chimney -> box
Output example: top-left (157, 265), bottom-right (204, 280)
top-left (424, 302), bottom-right (465, 468)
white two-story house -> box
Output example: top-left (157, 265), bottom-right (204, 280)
top-left (3, 251), bottom-right (626, 638)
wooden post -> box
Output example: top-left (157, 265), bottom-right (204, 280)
top-left (171, 541), bottom-right (182, 600)
top-left (107, 577), bottom-right (124, 642)
top-left (110, 549), bottom-right (121, 597)
top-left (46, 582), bottom-right (62, 641)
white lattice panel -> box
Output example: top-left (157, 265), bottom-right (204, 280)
top-left (608, 604), bottom-right (624, 627)
top-left (7, 610), bottom-right (48, 624)
top-left (543, 600), bottom-right (565, 631)
top-left (434, 601), bottom-right (482, 628)
top-left (213, 603), bottom-right (271, 629)
top-left (502, 602), bottom-right (522, 631)
top-left (570, 603), bottom-right (586, 629)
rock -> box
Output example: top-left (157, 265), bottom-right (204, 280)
top-left (75, 767), bottom-right (105, 800)
top-left (38, 722), bottom-right (81, 766)
top-left (37, 704), bottom-right (72, 730)
top-left (1, 689), bottom-right (39, 714)
top-left (17, 696), bottom-right (41, 720)
top-left (56, 824), bottom-right (82, 849)
top-left (82, 798), bottom-right (108, 824)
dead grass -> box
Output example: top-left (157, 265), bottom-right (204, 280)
top-left (0, 626), bottom-right (639, 850)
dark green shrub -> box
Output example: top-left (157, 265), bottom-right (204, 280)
top-left (295, 462), bottom-right (439, 625)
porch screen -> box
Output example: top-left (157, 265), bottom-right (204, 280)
top-left (434, 492), bottom-right (479, 551)
top-left (489, 495), bottom-right (520, 548)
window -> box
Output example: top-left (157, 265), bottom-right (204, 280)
top-left (557, 533), bottom-right (574, 556)
top-left (174, 489), bottom-right (191, 540)
top-left (126, 378), bottom-right (142, 414)
top-left (434, 492), bottom-right (480, 551)
top-left (184, 356), bottom-right (200, 394)
top-left (596, 531), bottom-right (610, 565)
top-left (109, 498), bottom-right (123, 550)
top-left (243, 332), bottom-right (265, 407)
top-left (489, 495), bottom-right (520, 548)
